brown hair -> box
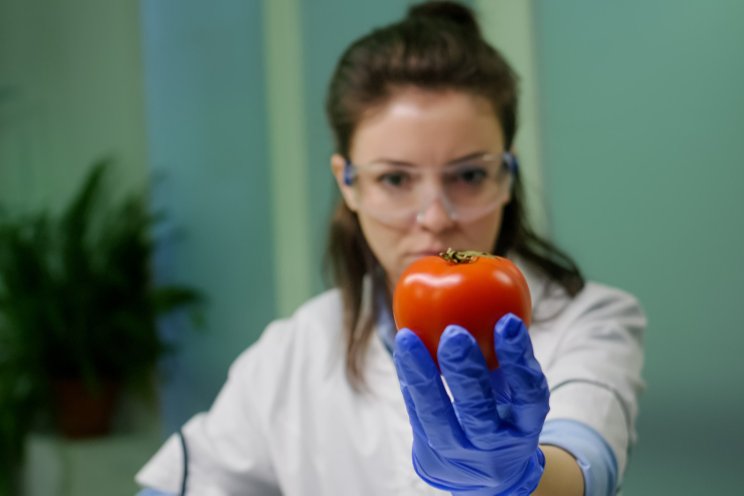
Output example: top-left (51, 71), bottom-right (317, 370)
top-left (324, 1), bottom-right (584, 389)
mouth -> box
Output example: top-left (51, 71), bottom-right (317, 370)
top-left (409, 248), bottom-right (448, 258)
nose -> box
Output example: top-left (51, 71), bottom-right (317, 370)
top-left (415, 195), bottom-right (457, 232)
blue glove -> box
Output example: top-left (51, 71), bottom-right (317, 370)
top-left (394, 313), bottom-right (549, 496)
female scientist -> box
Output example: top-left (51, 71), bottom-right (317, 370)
top-left (137, 2), bottom-right (645, 495)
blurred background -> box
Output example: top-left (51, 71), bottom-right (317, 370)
top-left (1, 0), bottom-right (742, 494)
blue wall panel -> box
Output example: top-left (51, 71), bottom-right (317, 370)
top-left (140, 0), bottom-right (275, 432)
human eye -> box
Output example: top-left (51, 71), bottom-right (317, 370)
top-left (376, 169), bottom-right (413, 188)
top-left (448, 164), bottom-right (489, 186)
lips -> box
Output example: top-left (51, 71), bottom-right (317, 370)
top-left (410, 248), bottom-right (447, 258)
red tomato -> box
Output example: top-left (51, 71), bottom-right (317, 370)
top-left (393, 248), bottom-right (532, 370)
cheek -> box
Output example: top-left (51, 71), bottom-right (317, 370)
top-left (356, 214), bottom-right (404, 278)
top-left (462, 209), bottom-right (504, 251)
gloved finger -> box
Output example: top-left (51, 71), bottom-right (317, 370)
top-left (494, 314), bottom-right (550, 434)
top-left (394, 329), bottom-right (464, 450)
top-left (397, 369), bottom-right (455, 485)
top-left (437, 325), bottom-right (501, 450)
top-left (396, 377), bottom-right (428, 443)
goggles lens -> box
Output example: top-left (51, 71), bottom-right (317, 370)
top-left (345, 153), bottom-right (515, 228)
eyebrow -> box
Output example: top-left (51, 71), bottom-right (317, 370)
top-left (369, 150), bottom-right (492, 167)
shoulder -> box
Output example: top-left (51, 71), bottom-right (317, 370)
top-left (567, 281), bottom-right (646, 330)
top-left (258, 287), bottom-right (344, 350)
top-left (292, 287), bottom-right (345, 326)
top-left (559, 281), bottom-right (647, 367)
top-left (515, 257), bottom-right (645, 332)
top-left (518, 260), bottom-right (646, 373)
top-left (247, 288), bottom-right (342, 345)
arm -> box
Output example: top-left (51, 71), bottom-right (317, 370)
top-left (526, 282), bottom-right (644, 496)
top-left (534, 446), bottom-right (584, 496)
top-left (541, 283), bottom-right (645, 487)
top-left (135, 334), bottom-right (284, 495)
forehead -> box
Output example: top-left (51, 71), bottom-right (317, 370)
top-left (349, 88), bottom-right (504, 163)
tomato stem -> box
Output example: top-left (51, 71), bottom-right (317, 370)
top-left (439, 248), bottom-right (493, 264)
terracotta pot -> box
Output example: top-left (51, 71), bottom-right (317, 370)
top-left (52, 378), bottom-right (119, 439)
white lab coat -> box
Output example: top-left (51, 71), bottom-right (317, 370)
top-left (136, 260), bottom-right (645, 495)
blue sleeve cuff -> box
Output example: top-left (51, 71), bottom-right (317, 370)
top-left (539, 419), bottom-right (618, 496)
top-left (137, 489), bottom-right (176, 496)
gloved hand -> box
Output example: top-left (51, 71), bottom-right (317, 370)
top-left (393, 313), bottom-right (549, 496)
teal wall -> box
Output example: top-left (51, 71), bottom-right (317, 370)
top-left (534, 0), bottom-right (744, 493)
top-left (0, 0), bottom-right (148, 211)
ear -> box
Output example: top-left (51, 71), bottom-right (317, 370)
top-left (330, 153), bottom-right (359, 212)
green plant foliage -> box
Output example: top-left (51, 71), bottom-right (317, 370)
top-left (0, 159), bottom-right (202, 484)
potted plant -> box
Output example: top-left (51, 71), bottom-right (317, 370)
top-left (0, 325), bottom-right (38, 496)
top-left (0, 159), bottom-right (201, 447)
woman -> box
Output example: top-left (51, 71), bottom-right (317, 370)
top-left (137, 2), bottom-right (645, 495)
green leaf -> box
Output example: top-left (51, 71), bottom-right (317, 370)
top-left (0, 158), bottom-right (204, 448)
